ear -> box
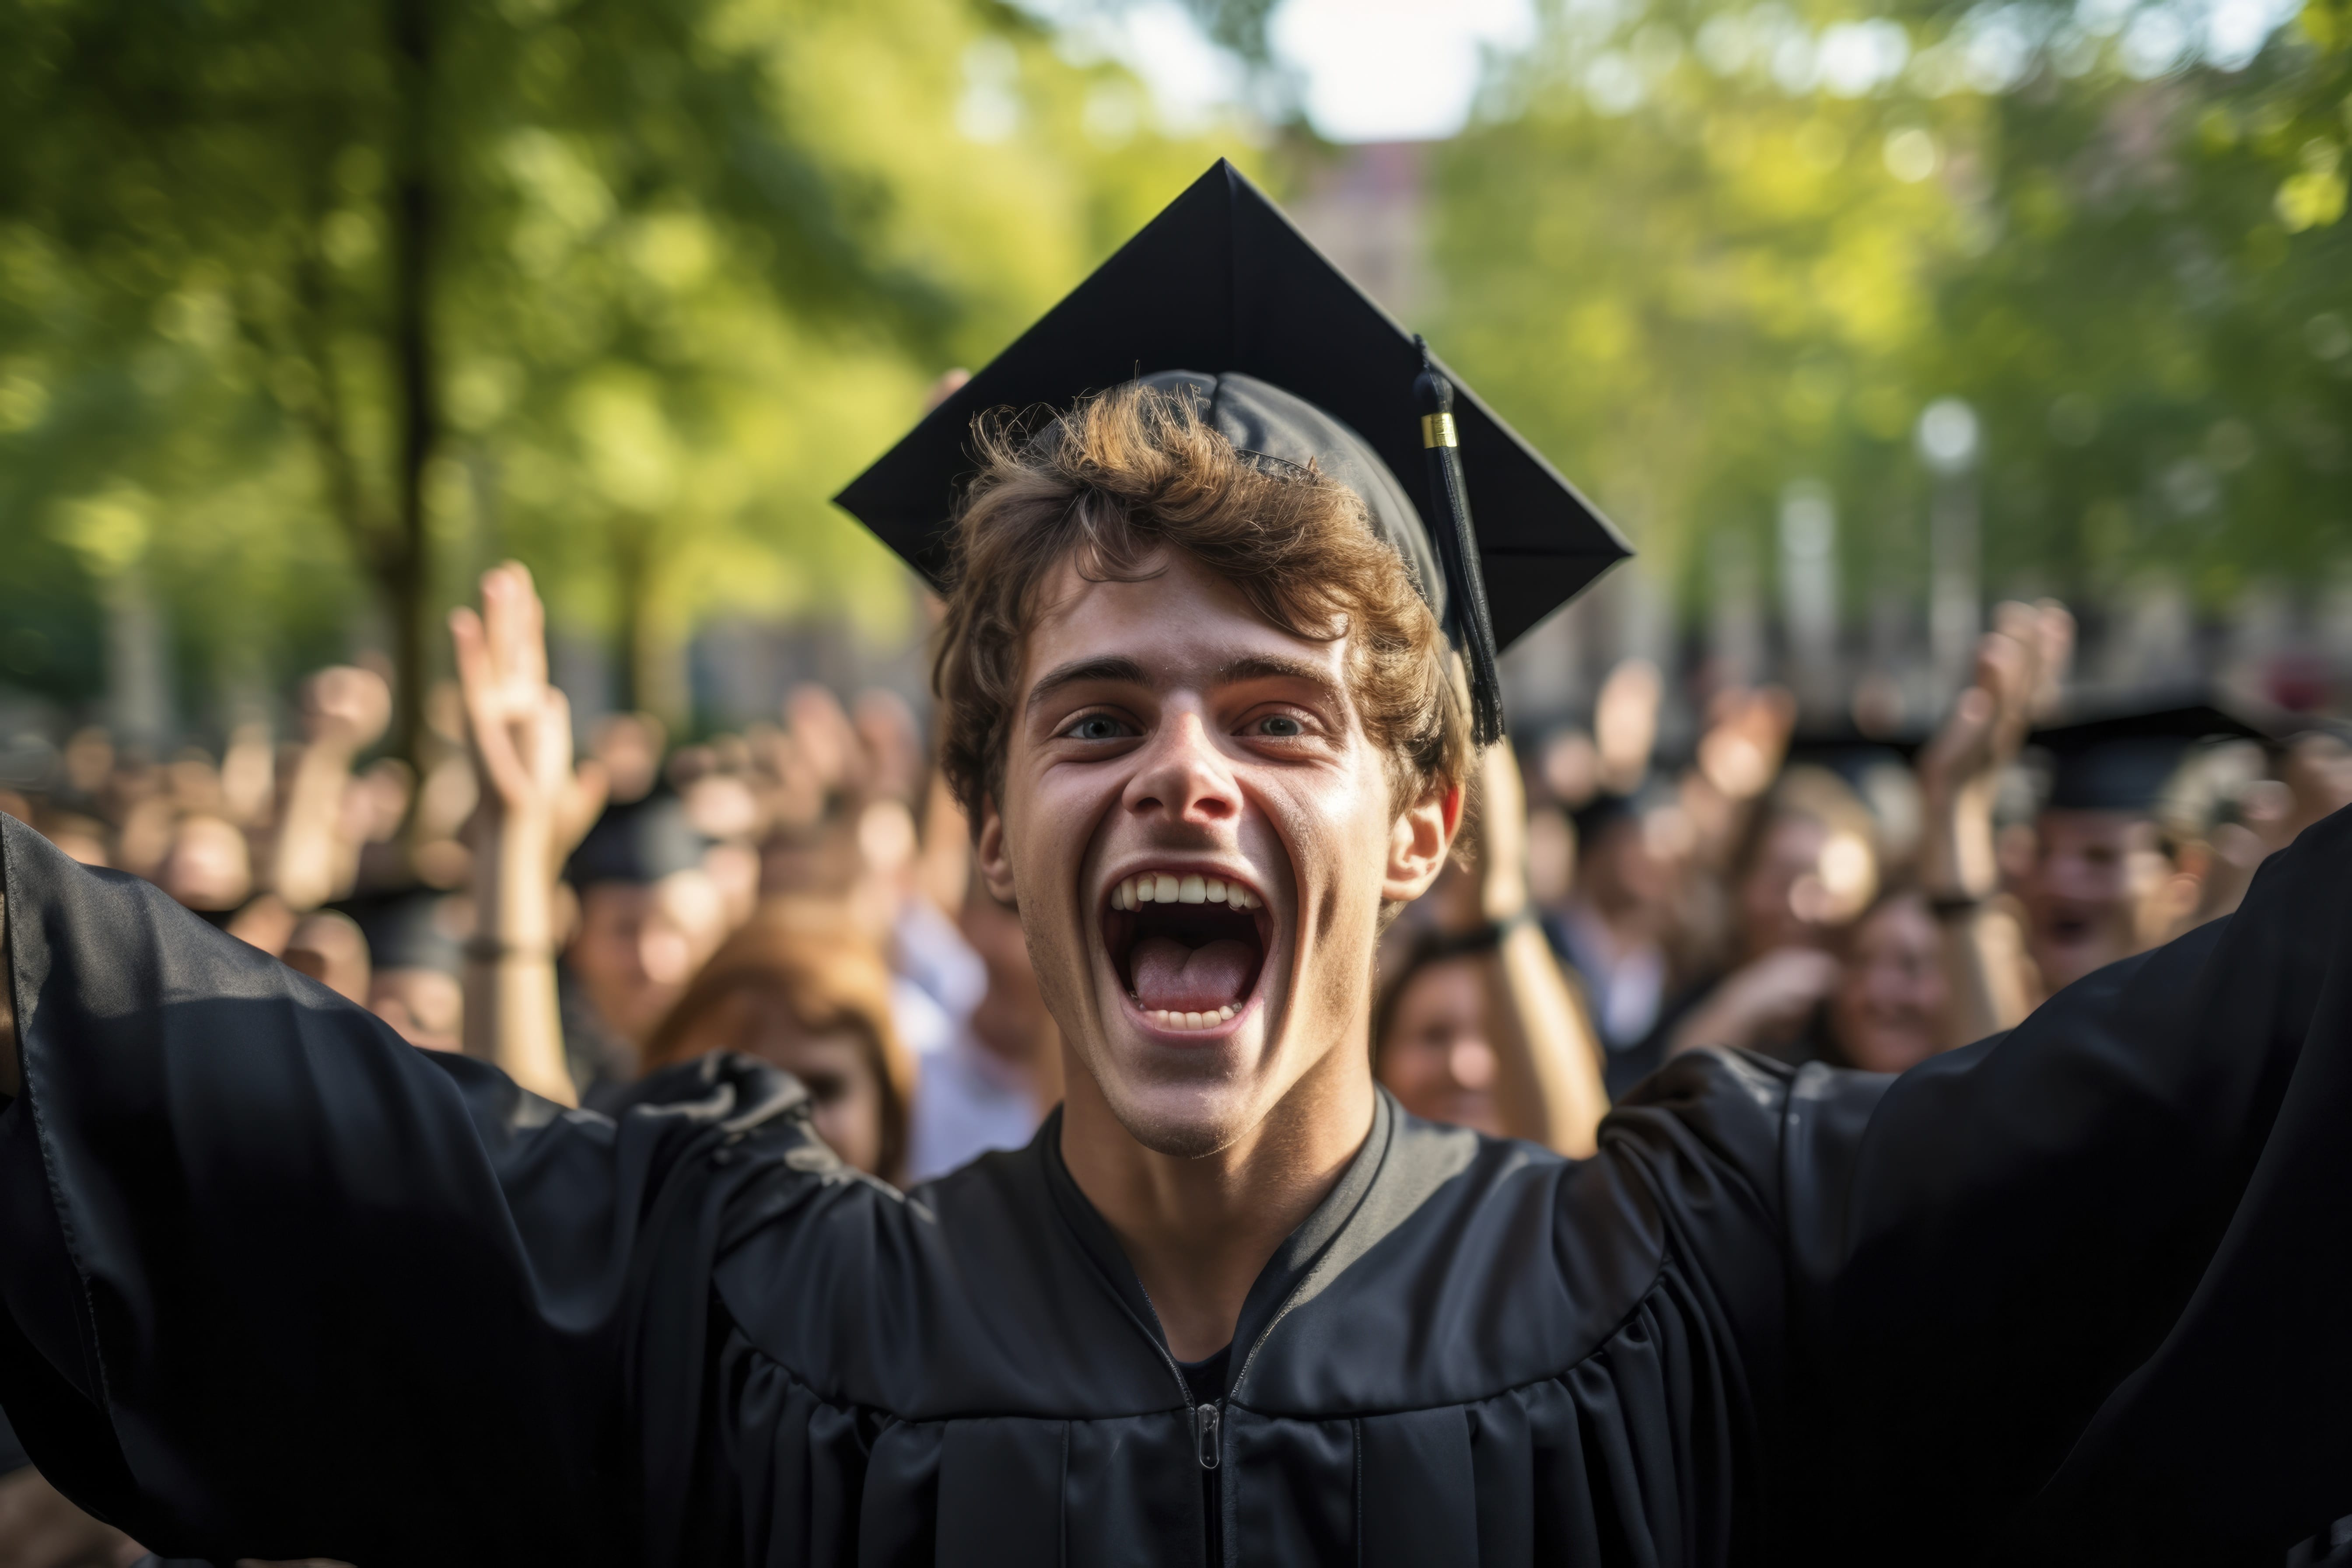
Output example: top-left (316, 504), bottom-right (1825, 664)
top-left (974, 794), bottom-right (1018, 906)
top-left (1382, 778), bottom-right (1462, 903)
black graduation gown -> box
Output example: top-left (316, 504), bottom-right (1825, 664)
top-left (1, 807), bottom-right (2349, 1567)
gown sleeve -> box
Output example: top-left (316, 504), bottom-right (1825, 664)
top-left (0, 814), bottom-right (819, 1566)
top-left (1735, 802), bottom-right (2352, 1563)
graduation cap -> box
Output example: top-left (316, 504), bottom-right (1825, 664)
top-left (832, 159), bottom-right (1631, 745)
top-left (1786, 723), bottom-right (1928, 798)
top-left (338, 888), bottom-right (464, 977)
top-left (565, 792), bottom-right (707, 889)
top-left (2030, 702), bottom-right (2270, 815)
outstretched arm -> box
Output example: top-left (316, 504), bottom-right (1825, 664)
top-left (0, 816), bottom-right (807, 1564)
top-left (1774, 798), bottom-right (2352, 1560)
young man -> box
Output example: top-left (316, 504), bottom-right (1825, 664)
top-left (1, 163), bottom-right (2349, 1566)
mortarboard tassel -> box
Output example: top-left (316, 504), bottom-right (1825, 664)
top-left (1412, 337), bottom-right (1507, 747)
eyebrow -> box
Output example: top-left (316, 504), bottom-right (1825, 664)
top-left (1215, 654), bottom-right (1345, 703)
top-left (1022, 651), bottom-right (1348, 718)
top-left (1025, 656), bottom-right (1154, 715)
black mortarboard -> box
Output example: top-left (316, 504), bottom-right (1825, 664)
top-left (2030, 702), bottom-right (2270, 815)
top-left (1786, 724), bottom-right (1928, 795)
top-left (832, 159), bottom-right (1631, 745)
top-left (338, 888), bottom-right (464, 977)
top-left (565, 792), bottom-right (707, 888)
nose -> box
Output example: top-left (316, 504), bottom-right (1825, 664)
top-left (1123, 706), bottom-right (1240, 828)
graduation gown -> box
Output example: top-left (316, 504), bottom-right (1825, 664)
top-left (0, 808), bottom-right (2348, 1567)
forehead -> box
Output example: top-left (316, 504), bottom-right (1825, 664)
top-left (1019, 550), bottom-right (1351, 693)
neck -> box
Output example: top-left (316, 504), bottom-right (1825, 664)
top-left (1057, 1039), bottom-right (1375, 1362)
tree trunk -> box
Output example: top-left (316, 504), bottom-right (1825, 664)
top-left (613, 518), bottom-right (689, 733)
top-left (386, 0), bottom-right (439, 771)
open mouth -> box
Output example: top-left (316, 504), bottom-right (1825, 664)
top-left (1102, 869), bottom-right (1270, 1033)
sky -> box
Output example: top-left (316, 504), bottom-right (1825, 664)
top-left (1267, 0), bottom-right (1538, 141)
top-left (1045, 0), bottom-right (1539, 143)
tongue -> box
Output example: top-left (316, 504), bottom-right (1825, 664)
top-left (1131, 937), bottom-right (1256, 1013)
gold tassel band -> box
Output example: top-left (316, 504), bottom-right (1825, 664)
top-left (1420, 412), bottom-right (1458, 448)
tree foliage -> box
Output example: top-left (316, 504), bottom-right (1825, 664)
top-left (1431, 0), bottom-right (2352, 625)
top-left (0, 0), bottom-right (1248, 747)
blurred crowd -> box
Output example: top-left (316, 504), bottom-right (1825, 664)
top-left (6, 590), bottom-right (2346, 1181)
top-left (5, 577), bottom-right (2352, 1565)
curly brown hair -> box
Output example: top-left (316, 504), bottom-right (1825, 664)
top-left (931, 382), bottom-right (1472, 826)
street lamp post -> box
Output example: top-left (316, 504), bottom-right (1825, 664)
top-left (1918, 397), bottom-right (1982, 695)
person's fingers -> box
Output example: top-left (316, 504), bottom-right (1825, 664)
top-left (484, 563), bottom-right (527, 686)
top-left (515, 561), bottom-right (548, 689)
top-left (450, 607), bottom-right (529, 798)
top-left (449, 606), bottom-right (490, 703)
top-left (1972, 629), bottom-right (2034, 751)
top-left (533, 686), bottom-right (575, 784)
top-left (2032, 599), bottom-right (2076, 714)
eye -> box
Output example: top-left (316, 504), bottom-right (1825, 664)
top-left (1251, 714), bottom-right (1305, 738)
top-left (1063, 713), bottom-right (1133, 742)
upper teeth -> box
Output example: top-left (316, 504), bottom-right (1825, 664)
top-left (1112, 873), bottom-right (1260, 911)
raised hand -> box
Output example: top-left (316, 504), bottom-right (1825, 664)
top-left (1696, 684), bottom-right (1798, 803)
top-left (301, 665), bottom-right (393, 752)
top-left (1917, 600), bottom-right (2074, 900)
top-left (447, 562), bottom-right (589, 1106)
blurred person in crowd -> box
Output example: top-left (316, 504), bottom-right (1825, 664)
top-left (1547, 788), bottom-right (1675, 1100)
top-left (1816, 883), bottom-right (1953, 1074)
top-left (1372, 936), bottom-right (1498, 1133)
top-left (590, 712), bottom-right (668, 806)
top-left (559, 791), bottom-right (728, 1094)
top-left (153, 813), bottom-right (252, 925)
top-left (1375, 744), bottom-right (1613, 1148)
top-left (676, 760), bottom-right (765, 930)
top-left (340, 888), bottom-right (468, 1053)
top-left (282, 908), bottom-right (371, 1006)
top-left (29, 810), bottom-right (107, 868)
top-left (1658, 765), bottom-right (1879, 1067)
top-left (903, 873), bottom-right (1061, 1182)
top-left (2016, 703), bottom-right (2272, 997)
top-left (640, 910), bottom-right (914, 1182)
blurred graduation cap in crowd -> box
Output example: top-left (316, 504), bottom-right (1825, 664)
top-left (1786, 722), bottom-right (1929, 787)
top-left (833, 158), bottom-right (1632, 745)
top-left (2029, 701), bottom-right (2272, 816)
top-left (337, 887), bottom-right (465, 978)
top-left (565, 792), bottom-right (707, 889)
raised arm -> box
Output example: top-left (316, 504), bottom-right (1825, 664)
top-left (1914, 600), bottom-right (2071, 1045)
top-left (0, 815), bottom-right (806, 1564)
top-left (1454, 744), bottom-right (1610, 1157)
top-left (270, 665), bottom-right (393, 913)
top-left (451, 561), bottom-right (605, 1106)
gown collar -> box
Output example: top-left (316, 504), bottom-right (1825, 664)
top-left (1037, 1087), bottom-right (1397, 1399)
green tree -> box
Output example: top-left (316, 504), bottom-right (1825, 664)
top-left (0, 0), bottom-right (1245, 752)
top-left (1428, 0), bottom-right (2350, 641)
